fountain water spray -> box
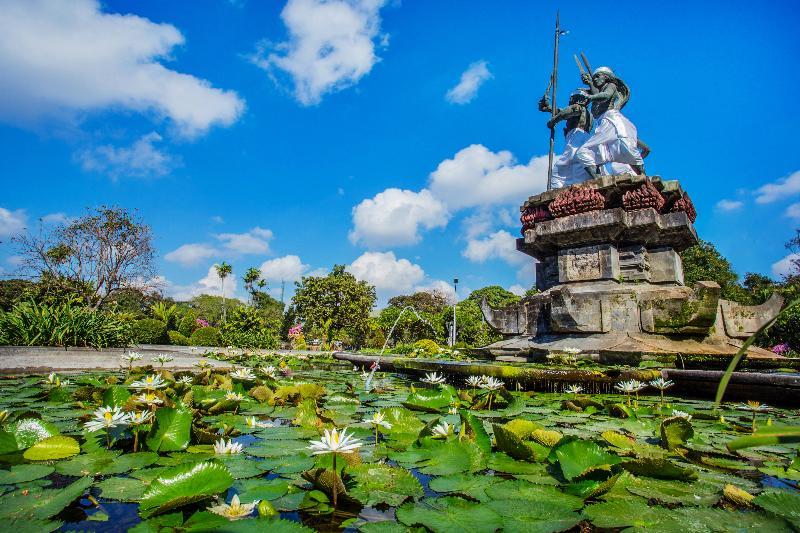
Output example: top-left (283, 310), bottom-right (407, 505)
top-left (364, 306), bottom-right (437, 391)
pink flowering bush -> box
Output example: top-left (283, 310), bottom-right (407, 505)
top-left (288, 324), bottom-right (303, 339)
top-left (196, 318), bottom-right (210, 328)
top-left (772, 343), bottom-right (791, 355)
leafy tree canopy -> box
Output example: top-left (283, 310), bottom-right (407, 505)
top-left (467, 286), bottom-right (521, 308)
top-left (388, 291), bottom-right (450, 314)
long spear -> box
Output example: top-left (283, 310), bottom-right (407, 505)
top-left (546, 11), bottom-right (564, 191)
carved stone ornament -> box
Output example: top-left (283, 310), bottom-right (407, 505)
top-left (622, 180), bottom-right (665, 211)
top-left (670, 193), bottom-right (697, 223)
top-left (548, 186), bottom-right (605, 218)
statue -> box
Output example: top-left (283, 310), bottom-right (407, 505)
top-left (538, 89), bottom-right (592, 188)
top-left (575, 67), bottom-right (647, 179)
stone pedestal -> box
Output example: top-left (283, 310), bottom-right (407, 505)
top-left (479, 175), bottom-right (783, 362)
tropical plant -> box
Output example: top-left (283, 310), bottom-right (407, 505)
top-left (215, 262), bottom-right (233, 323)
top-left (131, 318), bottom-right (168, 345)
top-left (150, 302), bottom-right (179, 329)
top-left (189, 326), bottom-right (222, 347)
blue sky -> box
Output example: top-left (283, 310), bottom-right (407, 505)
top-left (1, 0), bottom-right (799, 306)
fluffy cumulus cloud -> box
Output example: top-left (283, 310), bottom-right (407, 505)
top-left (428, 144), bottom-right (548, 210)
top-left (507, 284), bottom-right (526, 296)
top-left (250, 0), bottom-right (387, 105)
top-left (445, 60), bottom-right (492, 104)
top-left (258, 255), bottom-right (309, 282)
top-left (754, 170), bottom-right (800, 204)
top-left (164, 243), bottom-right (220, 267)
top-left (715, 199), bottom-right (743, 212)
top-left (772, 253), bottom-right (800, 279)
top-left (167, 264), bottom-right (240, 301)
top-left (347, 251), bottom-right (425, 294)
top-left (462, 230), bottom-right (525, 266)
top-left (349, 188), bottom-right (449, 247)
top-left (41, 212), bottom-right (71, 225)
top-left (0, 0), bottom-right (244, 136)
top-left (0, 207), bottom-right (27, 237)
top-left (79, 132), bottom-right (177, 179)
top-left (216, 227), bottom-right (273, 255)
top-left (786, 203), bottom-right (800, 220)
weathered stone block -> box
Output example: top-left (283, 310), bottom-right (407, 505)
top-left (534, 254), bottom-right (558, 291)
top-left (550, 287), bottom-right (609, 333)
top-left (558, 244), bottom-right (619, 283)
top-left (720, 294), bottom-right (785, 339)
top-left (619, 245), bottom-right (649, 282)
top-left (648, 247), bottom-right (684, 285)
top-left (639, 282), bottom-right (720, 335)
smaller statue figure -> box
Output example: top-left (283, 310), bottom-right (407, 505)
top-left (539, 89), bottom-right (593, 188)
top-left (575, 67), bottom-right (646, 179)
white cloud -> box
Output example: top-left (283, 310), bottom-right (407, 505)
top-left (428, 144), bottom-right (548, 210)
top-left (349, 188), bottom-right (449, 248)
top-left (0, 0), bottom-right (244, 137)
top-left (786, 203), bottom-right (800, 220)
top-left (79, 132), bottom-right (177, 179)
top-left (772, 253), bottom-right (800, 279)
top-left (754, 170), bottom-right (800, 204)
top-left (211, 216), bottom-right (224, 224)
top-left (6, 255), bottom-right (24, 267)
top-left (445, 60), bottom-right (492, 104)
top-left (250, 0), bottom-right (387, 105)
top-left (715, 199), bottom-right (743, 212)
top-left (348, 251), bottom-right (425, 294)
top-left (216, 227), bottom-right (273, 255)
top-left (507, 284), bottom-right (526, 296)
top-left (0, 208), bottom-right (27, 237)
top-left (167, 264), bottom-right (240, 301)
top-left (41, 212), bottom-right (71, 224)
top-left (462, 229), bottom-right (525, 266)
top-left (164, 243), bottom-right (219, 267)
top-left (259, 255), bottom-right (309, 282)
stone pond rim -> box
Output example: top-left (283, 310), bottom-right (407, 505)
top-left (478, 174), bottom-right (785, 361)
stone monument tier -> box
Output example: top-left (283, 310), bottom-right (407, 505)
top-left (480, 175), bottom-right (783, 363)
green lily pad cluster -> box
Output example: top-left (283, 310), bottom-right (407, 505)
top-left (0, 364), bottom-right (797, 531)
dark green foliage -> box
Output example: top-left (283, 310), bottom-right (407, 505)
top-left (388, 291), bottom-right (449, 314)
top-left (185, 295), bottom-right (243, 326)
top-left (102, 288), bottom-right (159, 317)
top-left (167, 330), bottom-right (190, 346)
top-left (132, 318), bottom-right (168, 345)
top-left (291, 265), bottom-right (376, 347)
top-left (376, 305), bottom-right (442, 345)
top-left (189, 326), bottom-right (222, 347)
top-left (177, 309), bottom-right (199, 337)
top-left (0, 299), bottom-right (131, 348)
top-left (220, 306), bottom-right (279, 349)
top-left (467, 285), bottom-right (521, 308)
top-left (680, 240), bottom-right (746, 302)
top-left (0, 279), bottom-right (35, 311)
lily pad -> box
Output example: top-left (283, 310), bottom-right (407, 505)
top-left (547, 436), bottom-right (622, 481)
top-left (0, 464), bottom-right (54, 485)
top-left (146, 405), bottom-right (192, 452)
top-left (484, 479), bottom-right (584, 510)
top-left (8, 419), bottom-right (59, 450)
top-left (139, 460), bottom-right (234, 518)
top-left (96, 477), bottom-right (147, 501)
top-left (429, 473), bottom-right (501, 502)
top-left (0, 476), bottom-right (92, 521)
top-left (754, 490), bottom-right (800, 529)
top-left (660, 416), bottom-right (694, 451)
top-left (485, 498), bottom-right (582, 533)
top-left (23, 435), bottom-right (80, 461)
top-left (396, 496), bottom-right (502, 533)
top-left (348, 463), bottom-right (424, 507)
top-left (232, 478), bottom-right (289, 504)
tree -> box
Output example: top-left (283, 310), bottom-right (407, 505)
top-left (13, 206), bottom-right (157, 309)
top-left (387, 291), bottom-right (450, 314)
top-left (467, 286), bottom-right (522, 308)
top-left (290, 265), bottom-right (376, 347)
top-left (243, 267), bottom-right (263, 304)
top-left (215, 262), bottom-right (233, 322)
top-left (0, 279), bottom-right (34, 311)
top-left (185, 294), bottom-right (243, 326)
top-left (680, 240), bottom-right (747, 302)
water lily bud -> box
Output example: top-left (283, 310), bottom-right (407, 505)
top-left (258, 499), bottom-right (279, 519)
top-left (719, 415), bottom-right (726, 423)
top-left (767, 417), bottom-right (773, 426)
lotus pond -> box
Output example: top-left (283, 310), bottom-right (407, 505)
top-left (2, 357), bottom-right (800, 532)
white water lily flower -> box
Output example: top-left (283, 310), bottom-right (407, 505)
top-left (177, 376), bottom-right (194, 385)
top-left (650, 377), bottom-right (674, 390)
top-left (562, 347), bottom-right (581, 355)
top-left (44, 372), bottom-right (59, 385)
top-left (307, 427), bottom-right (363, 455)
top-left (671, 410), bottom-right (692, 420)
top-left (134, 392), bottom-right (164, 406)
top-left (261, 366), bottom-right (277, 379)
top-left (225, 392), bottom-right (245, 402)
top-left (230, 368), bottom-right (256, 381)
top-left (121, 352), bottom-right (143, 364)
top-left (207, 494), bottom-right (258, 520)
top-left (614, 379), bottom-right (646, 393)
top-left (421, 372), bottom-right (446, 385)
top-left (465, 376), bottom-right (483, 388)
top-left (129, 374), bottom-right (166, 390)
top-left (152, 354), bottom-right (174, 365)
top-left (448, 406), bottom-right (458, 415)
top-left (480, 377), bottom-right (504, 391)
top-left (84, 406), bottom-right (130, 433)
top-left (213, 438), bottom-right (244, 455)
top-left (127, 411), bottom-right (154, 425)
top-left (194, 360), bottom-right (211, 369)
top-left (737, 401), bottom-right (772, 413)
top-left (364, 412), bottom-right (392, 429)
top-left (431, 421), bottom-right (452, 438)
top-left (565, 384), bottom-right (583, 395)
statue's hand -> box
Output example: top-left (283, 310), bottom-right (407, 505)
top-left (547, 118), bottom-right (557, 129)
top-left (581, 73), bottom-right (591, 85)
top-left (537, 96), bottom-right (550, 112)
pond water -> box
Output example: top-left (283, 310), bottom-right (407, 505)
top-left (0, 358), bottom-right (799, 532)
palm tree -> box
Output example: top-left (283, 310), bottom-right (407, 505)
top-left (243, 267), bottom-right (261, 305)
top-left (215, 262), bottom-right (233, 322)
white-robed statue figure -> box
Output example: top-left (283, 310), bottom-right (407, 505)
top-left (576, 66), bottom-right (648, 180)
top-left (539, 89), bottom-right (593, 188)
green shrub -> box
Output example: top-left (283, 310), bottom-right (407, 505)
top-left (168, 330), bottom-right (190, 346)
top-left (190, 326), bottom-right (222, 347)
top-left (220, 306), bottom-right (280, 349)
top-left (132, 318), bottom-right (168, 344)
top-left (413, 339), bottom-right (440, 356)
top-left (177, 310), bottom-right (199, 337)
top-left (0, 299), bottom-right (131, 348)
top-left (391, 343), bottom-right (415, 355)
